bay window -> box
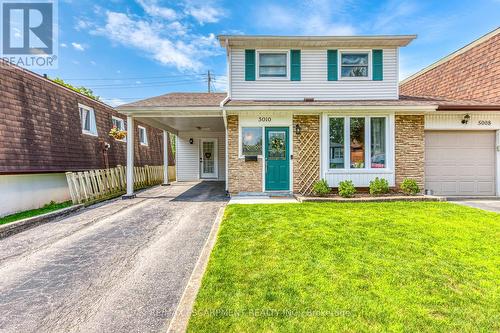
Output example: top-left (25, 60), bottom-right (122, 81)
top-left (329, 116), bottom-right (388, 170)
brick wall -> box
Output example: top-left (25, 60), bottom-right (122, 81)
top-left (227, 115), bottom-right (262, 193)
top-left (395, 115), bottom-right (425, 190)
top-left (293, 115), bottom-right (320, 194)
top-left (401, 32), bottom-right (500, 102)
top-left (0, 62), bottom-right (173, 173)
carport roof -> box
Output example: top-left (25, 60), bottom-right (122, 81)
top-left (118, 92), bottom-right (227, 109)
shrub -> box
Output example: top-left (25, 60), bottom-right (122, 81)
top-left (401, 178), bottom-right (420, 195)
top-left (338, 180), bottom-right (356, 198)
top-left (312, 179), bottom-right (331, 197)
top-left (369, 177), bottom-right (389, 196)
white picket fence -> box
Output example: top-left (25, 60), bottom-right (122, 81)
top-left (66, 165), bottom-right (166, 204)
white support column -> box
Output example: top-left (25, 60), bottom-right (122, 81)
top-left (162, 130), bottom-right (170, 186)
top-left (496, 130), bottom-right (500, 196)
top-left (123, 115), bottom-right (136, 199)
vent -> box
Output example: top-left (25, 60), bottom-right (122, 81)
top-left (304, 97), bottom-right (315, 102)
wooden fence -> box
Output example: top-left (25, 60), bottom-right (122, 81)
top-left (66, 165), bottom-right (174, 204)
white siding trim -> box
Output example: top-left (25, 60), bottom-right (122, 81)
top-left (230, 48), bottom-right (398, 100)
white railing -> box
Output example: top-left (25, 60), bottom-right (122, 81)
top-left (65, 165), bottom-right (175, 204)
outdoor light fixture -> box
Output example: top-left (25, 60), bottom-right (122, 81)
top-left (295, 124), bottom-right (302, 135)
top-left (461, 114), bottom-right (471, 124)
top-left (189, 138), bottom-right (194, 144)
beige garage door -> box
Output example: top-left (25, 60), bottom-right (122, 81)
top-left (425, 131), bottom-right (496, 196)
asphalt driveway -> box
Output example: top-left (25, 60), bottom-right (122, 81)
top-left (0, 181), bottom-right (227, 333)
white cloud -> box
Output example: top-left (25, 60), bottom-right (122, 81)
top-left (136, 0), bottom-right (177, 20)
top-left (71, 42), bottom-right (85, 51)
top-left (93, 11), bottom-right (220, 71)
top-left (185, 4), bottom-right (223, 24)
top-left (90, 60), bottom-right (97, 65)
top-left (103, 98), bottom-right (127, 107)
top-left (60, 43), bottom-right (67, 48)
top-left (255, 1), bottom-right (356, 35)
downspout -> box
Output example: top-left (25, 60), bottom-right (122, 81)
top-left (221, 96), bottom-right (230, 195)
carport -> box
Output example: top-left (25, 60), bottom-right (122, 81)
top-left (116, 93), bottom-right (228, 198)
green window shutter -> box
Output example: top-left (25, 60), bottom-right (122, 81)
top-left (290, 49), bottom-right (301, 81)
top-left (245, 49), bottom-right (256, 81)
top-left (372, 49), bottom-right (383, 81)
top-left (327, 50), bottom-right (338, 81)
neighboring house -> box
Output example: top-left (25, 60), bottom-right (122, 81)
top-left (0, 62), bottom-right (173, 216)
top-left (117, 34), bottom-right (499, 198)
top-left (401, 27), bottom-right (500, 196)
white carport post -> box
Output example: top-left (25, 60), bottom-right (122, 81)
top-left (162, 130), bottom-right (170, 186)
top-left (123, 115), bottom-right (136, 199)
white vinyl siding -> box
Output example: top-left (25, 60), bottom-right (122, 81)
top-left (176, 132), bottom-right (226, 181)
top-left (231, 48), bottom-right (398, 100)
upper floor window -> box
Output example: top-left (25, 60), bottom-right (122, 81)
top-left (259, 52), bottom-right (287, 78)
top-left (341, 52), bottom-right (369, 78)
top-left (138, 126), bottom-right (148, 146)
top-left (79, 104), bottom-right (97, 136)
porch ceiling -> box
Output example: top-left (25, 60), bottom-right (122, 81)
top-left (135, 116), bottom-right (225, 134)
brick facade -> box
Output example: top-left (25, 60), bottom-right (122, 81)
top-left (401, 31), bottom-right (500, 103)
top-left (395, 115), bottom-right (425, 190)
top-left (293, 115), bottom-right (320, 194)
top-left (0, 62), bottom-right (173, 174)
top-left (227, 115), bottom-right (262, 193)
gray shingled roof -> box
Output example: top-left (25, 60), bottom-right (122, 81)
top-left (119, 92), bottom-right (227, 108)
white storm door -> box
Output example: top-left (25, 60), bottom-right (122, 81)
top-left (200, 139), bottom-right (218, 179)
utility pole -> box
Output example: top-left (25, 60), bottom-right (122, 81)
top-left (207, 70), bottom-right (211, 93)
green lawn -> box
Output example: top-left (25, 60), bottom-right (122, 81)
top-left (188, 202), bottom-right (500, 333)
top-left (0, 201), bottom-right (72, 226)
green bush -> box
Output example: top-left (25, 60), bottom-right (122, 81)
top-left (369, 177), bottom-right (389, 196)
top-left (401, 178), bottom-right (420, 195)
top-left (338, 180), bottom-right (356, 198)
top-left (312, 179), bottom-right (331, 197)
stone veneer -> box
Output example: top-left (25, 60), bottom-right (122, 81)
top-left (227, 115), bottom-right (263, 194)
top-left (293, 115), bottom-right (320, 194)
top-left (395, 115), bottom-right (425, 190)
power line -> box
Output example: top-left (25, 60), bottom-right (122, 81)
top-left (62, 73), bottom-right (225, 81)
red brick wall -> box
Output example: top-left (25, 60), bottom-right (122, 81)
top-left (401, 32), bottom-right (500, 102)
top-left (0, 62), bottom-right (173, 174)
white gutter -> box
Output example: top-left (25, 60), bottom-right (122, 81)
top-left (223, 105), bottom-right (438, 112)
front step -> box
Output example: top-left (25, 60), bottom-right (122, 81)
top-left (233, 191), bottom-right (293, 198)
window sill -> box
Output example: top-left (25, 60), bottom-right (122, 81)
top-left (239, 155), bottom-right (263, 159)
top-left (140, 143), bottom-right (149, 147)
top-left (338, 77), bottom-right (372, 81)
top-left (326, 168), bottom-right (393, 174)
top-left (82, 131), bottom-right (98, 137)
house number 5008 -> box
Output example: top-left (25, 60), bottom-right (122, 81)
top-left (258, 117), bottom-right (272, 122)
top-left (478, 120), bottom-right (492, 125)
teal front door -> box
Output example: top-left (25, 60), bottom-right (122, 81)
top-left (265, 127), bottom-right (290, 191)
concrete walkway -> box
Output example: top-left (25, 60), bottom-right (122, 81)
top-left (0, 182), bottom-right (227, 333)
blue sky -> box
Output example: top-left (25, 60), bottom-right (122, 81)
top-left (37, 0), bottom-right (499, 106)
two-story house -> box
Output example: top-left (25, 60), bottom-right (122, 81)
top-left (117, 34), bottom-right (499, 197)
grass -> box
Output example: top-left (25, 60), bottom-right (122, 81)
top-left (188, 202), bottom-right (500, 333)
top-left (0, 200), bottom-right (72, 226)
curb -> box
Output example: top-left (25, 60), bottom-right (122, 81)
top-left (296, 195), bottom-right (446, 203)
top-left (0, 204), bottom-right (84, 239)
top-left (166, 206), bottom-right (226, 333)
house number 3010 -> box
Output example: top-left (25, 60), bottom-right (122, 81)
top-left (478, 120), bottom-right (492, 125)
top-left (258, 117), bottom-right (272, 122)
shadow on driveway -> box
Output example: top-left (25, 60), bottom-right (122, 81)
top-left (171, 181), bottom-right (228, 202)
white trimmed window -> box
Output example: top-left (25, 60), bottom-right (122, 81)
top-left (329, 116), bottom-right (387, 170)
top-left (138, 126), bottom-right (148, 146)
top-left (111, 116), bottom-right (125, 141)
top-left (258, 52), bottom-right (287, 78)
top-left (79, 104), bottom-right (97, 136)
top-left (241, 127), bottom-right (262, 156)
top-left (340, 51), bottom-right (369, 78)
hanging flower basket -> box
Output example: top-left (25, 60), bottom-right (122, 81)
top-left (109, 126), bottom-right (127, 140)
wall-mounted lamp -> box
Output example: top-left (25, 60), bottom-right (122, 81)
top-left (295, 124), bottom-right (302, 135)
top-left (189, 138), bottom-right (194, 144)
top-left (461, 114), bottom-right (471, 125)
